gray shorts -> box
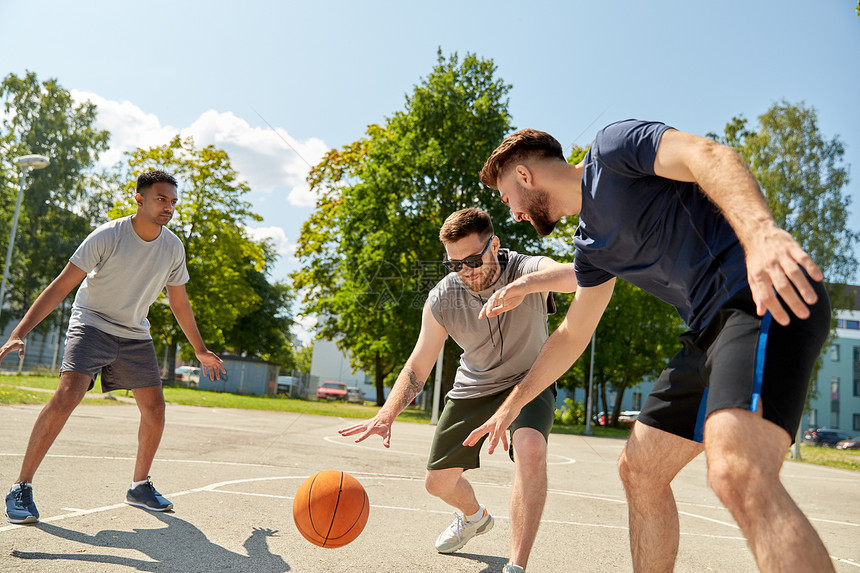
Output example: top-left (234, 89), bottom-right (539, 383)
top-left (61, 325), bottom-right (162, 392)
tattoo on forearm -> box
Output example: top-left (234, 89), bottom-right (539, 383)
top-left (396, 367), bottom-right (423, 409)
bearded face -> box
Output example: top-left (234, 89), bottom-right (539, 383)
top-left (513, 178), bottom-right (559, 236)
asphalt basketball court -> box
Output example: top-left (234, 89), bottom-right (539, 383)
top-left (1, 402), bottom-right (858, 572)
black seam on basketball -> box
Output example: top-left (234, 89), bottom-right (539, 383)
top-left (307, 473), bottom-right (321, 539)
top-left (328, 490), bottom-right (368, 544)
top-left (322, 471), bottom-right (344, 547)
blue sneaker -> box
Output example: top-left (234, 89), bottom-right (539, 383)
top-left (5, 483), bottom-right (39, 524)
top-left (125, 477), bottom-right (173, 511)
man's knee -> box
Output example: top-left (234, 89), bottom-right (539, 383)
top-left (137, 395), bottom-right (166, 421)
top-left (511, 429), bottom-right (547, 468)
top-left (706, 451), bottom-right (772, 512)
top-left (425, 469), bottom-right (458, 498)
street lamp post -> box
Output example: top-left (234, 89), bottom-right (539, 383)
top-left (0, 154), bottom-right (50, 323)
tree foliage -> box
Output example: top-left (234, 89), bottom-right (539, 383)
top-left (295, 50), bottom-right (538, 405)
top-left (709, 101), bottom-right (858, 293)
top-left (0, 71), bottom-right (110, 334)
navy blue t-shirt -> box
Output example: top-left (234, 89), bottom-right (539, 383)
top-left (573, 119), bottom-right (748, 332)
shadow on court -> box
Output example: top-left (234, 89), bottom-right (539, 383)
top-left (442, 551), bottom-right (509, 572)
top-left (11, 513), bottom-right (290, 572)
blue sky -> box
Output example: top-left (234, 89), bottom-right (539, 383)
top-left (2, 1), bottom-right (859, 337)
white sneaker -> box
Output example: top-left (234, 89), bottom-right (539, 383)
top-left (503, 564), bottom-right (525, 573)
top-left (434, 509), bottom-right (494, 553)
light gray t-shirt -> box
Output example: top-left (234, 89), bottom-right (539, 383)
top-left (427, 249), bottom-right (554, 399)
top-left (68, 215), bottom-right (189, 339)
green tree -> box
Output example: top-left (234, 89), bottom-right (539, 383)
top-left (295, 50), bottom-right (538, 406)
top-left (224, 270), bottom-right (297, 368)
top-left (709, 101), bottom-right (858, 295)
top-left (293, 343), bottom-right (313, 374)
top-left (0, 71), bottom-right (110, 349)
top-left (115, 136), bottom-right (285, 380)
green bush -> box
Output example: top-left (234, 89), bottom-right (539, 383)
top-left (555, 397), bottom-right (585, 426)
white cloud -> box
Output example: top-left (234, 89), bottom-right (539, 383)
top-left (71, 90), bottom-right (178, 167)
top-left (71, 91), bottom-right (328, 206)
top-left (293, 313), bottom-right (318, 346)
top-left (287, 182), bottom-right (317, 208)
top-left (245, 225), bottom-right (295, 257)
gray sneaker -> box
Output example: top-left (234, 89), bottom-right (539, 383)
top-left (435, 509), bottom-right (494, 553)
top-left (125, 477), bottom-right (173, 511)
top-left (503, 564), bottom-right (525, 573)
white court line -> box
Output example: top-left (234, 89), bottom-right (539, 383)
top-left (0, 452), bottom-right (276, 469)
top-left (321, 435), bottom-right (577, 465)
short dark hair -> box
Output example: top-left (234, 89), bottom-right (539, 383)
top-left (439, 208), bottom-right (494, 244)
top-left (480, 129), bottom-right (565, 189)
top-left (136, 170), bottom-right (178, 193)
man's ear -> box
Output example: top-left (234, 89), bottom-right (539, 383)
top-left (515, 164), bottom-right (533, 187)
top-left (134, 192), bottom-right (143, 208)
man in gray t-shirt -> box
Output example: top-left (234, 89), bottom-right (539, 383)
top-left (340, 208), bottom-right (576, 573)
top-left (2, 170), bottom-right (225, 525)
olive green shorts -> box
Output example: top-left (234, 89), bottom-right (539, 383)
top-left (426, 383), bottom-right (557, 471)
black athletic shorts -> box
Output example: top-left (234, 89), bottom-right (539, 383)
top-left (637, 281), bottom-right (830, 444)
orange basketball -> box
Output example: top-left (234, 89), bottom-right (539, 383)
top-left (292, 470), bottom-right (370, 548)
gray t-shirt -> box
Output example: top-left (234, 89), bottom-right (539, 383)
top-left (68, 215), bottom-right (189, 339)
top-left (427, 249), bottom-right (553, 399)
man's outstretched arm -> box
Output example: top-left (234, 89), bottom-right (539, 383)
top-left (654, 129), bottom-right (822, 326)
top-left (0, 263), bottom-right (86, 361)
top-left (465, 278), bottom-right (615, 454)
top-left (339, 303), bottom-right (447, 447)
top-left (166, 283), bottom-right (225, 380)
top-left (480, 257), bottom-right (576, 319)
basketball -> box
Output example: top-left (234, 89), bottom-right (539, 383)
top-left (292, 470), bottom-right (370, 548)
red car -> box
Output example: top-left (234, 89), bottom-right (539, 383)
top-left (316, 381), bottom-right (348, 401)
top-left (836, 436), bottom-right (860, 450)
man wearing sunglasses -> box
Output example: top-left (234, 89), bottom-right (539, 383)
top-left (340, 208), bottom-right (576, 573)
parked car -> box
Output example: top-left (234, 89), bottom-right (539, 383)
top-left (618, 410), bottom-right (640, 428)
top-left (835, 436), bottom-right (860, 450)
top-left (316, 381), bottom-right (348, 401)
top-left (276, 376), bottom-right (304, 398)
top-left (175, 366), bottom-right (200, 387)
top-left (346, 387), bottom-right (364, 404)
top-left (803, 428), bottom-right (852, 447)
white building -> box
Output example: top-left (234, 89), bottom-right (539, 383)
top-left (310, 338), bottom-right (389, 401)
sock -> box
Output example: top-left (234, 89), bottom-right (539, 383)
top-left (465, 504), bottom-right (485, 522)
top-left (131, 479), bottom-right (148, 489)
top-left (9, 482), bottom-right (31, 492)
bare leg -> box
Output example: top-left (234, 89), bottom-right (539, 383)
top-left (131, 386), bottom-right (166, 482)
top-left (618, 422), bottom-right (703, 573)
top-left (509, 428), bottom-right (548, 569)
top-left (705, 408), bottom-right (835, 572)
top-left (424, 467), bottom-right (480, 515)
top-left (16, 372), bottom-right (91, 483)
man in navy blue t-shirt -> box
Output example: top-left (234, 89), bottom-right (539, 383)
top-left (466, 121), bottom-right (833, 572)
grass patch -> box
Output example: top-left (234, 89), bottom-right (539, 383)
top-left (0, 386), bottom-right (52, 405)
top-left (0, 383), bottom-right (121, 406)
top-left (789, 445), bottom-right (860, 471)
top-left (551, 423), bottom-right (631, 439)
top-left (161, 387), bottom-right (432, 423)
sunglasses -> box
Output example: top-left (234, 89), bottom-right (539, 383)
top-left (443, 236), bottom-right (494, 272)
